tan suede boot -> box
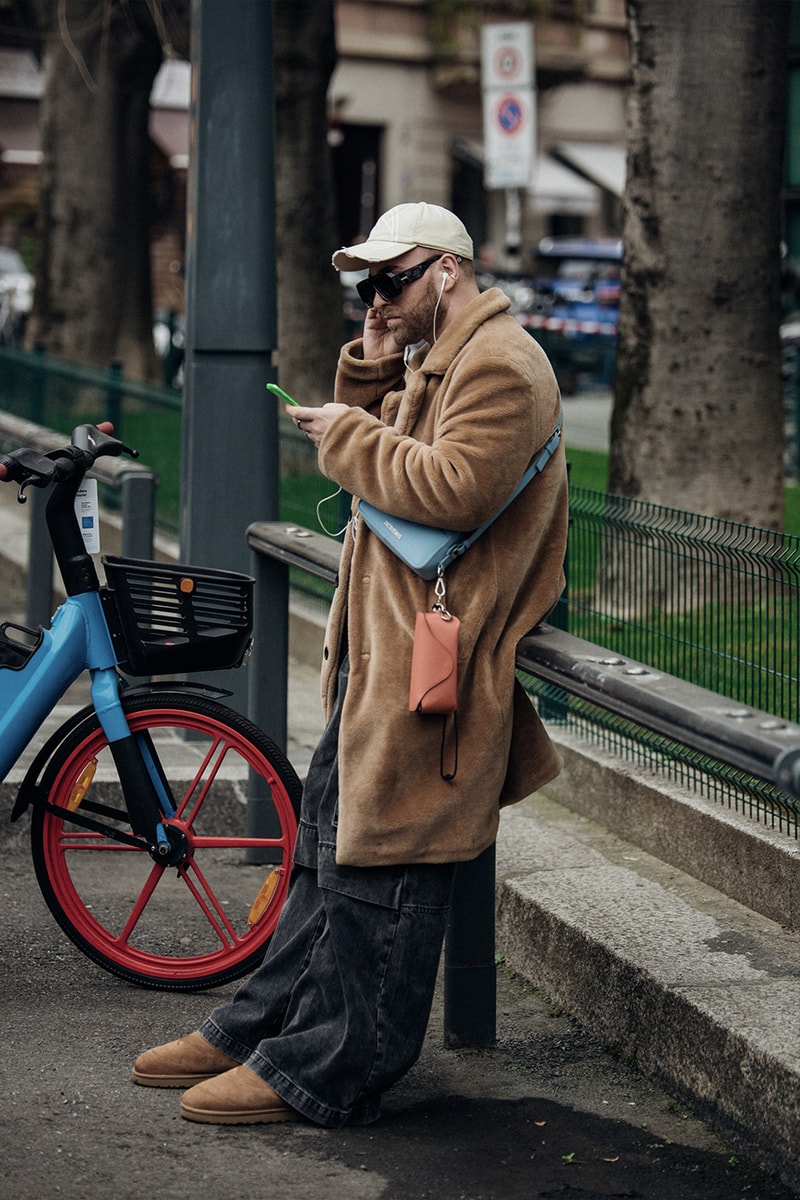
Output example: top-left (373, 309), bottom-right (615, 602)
top-left (132, 1032), bottom-right (240, 1088)
top-left (180, 1065), bottom-right (303, 1125)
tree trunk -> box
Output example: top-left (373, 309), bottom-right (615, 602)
top-left (610, 0), bottom-right (789, 530)
top-left (273, 0), bottom-right (344, 407)
top-left (28, 1), bottom-right (181, 380)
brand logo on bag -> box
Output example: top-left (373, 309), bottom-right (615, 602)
top-left (382, 520), bottom-right (403, 541)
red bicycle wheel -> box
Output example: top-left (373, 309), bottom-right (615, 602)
top-left (30, 691), bottom-right (301, 990)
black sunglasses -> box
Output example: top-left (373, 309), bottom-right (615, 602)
top-left (356, 254), bottom-right (445, 307)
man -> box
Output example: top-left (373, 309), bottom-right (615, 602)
top-left (132, 202), bottom-right (568, 1126)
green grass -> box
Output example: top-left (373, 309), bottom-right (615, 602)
top-left (564, 446), bottom-right (609, 494)
top-left (786, 480), bottom-right (800, 534)
top-left (118, 408), bottom-right (183, 532)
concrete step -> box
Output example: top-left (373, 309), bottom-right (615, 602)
top-left (547, 729), bottom-right (800, 932)
top-left (496, 782), bottom-right (800, 1191)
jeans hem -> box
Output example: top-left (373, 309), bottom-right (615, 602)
top-left (199, 1019), bottom-right (380, 1127)
top-left (249, 1051), bottom-right (382, 1128)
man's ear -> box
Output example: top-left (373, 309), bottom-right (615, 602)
top-left (440, 253), bottom-right (459, 280)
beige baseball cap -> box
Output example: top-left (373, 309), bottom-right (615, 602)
top-left (331, 202), bottom-right (474, 271)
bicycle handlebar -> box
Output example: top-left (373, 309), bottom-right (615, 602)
top-left (0, 423), bottom-right (138, 502)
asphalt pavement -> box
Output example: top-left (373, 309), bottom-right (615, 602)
top-left (1, 843), bottom-right (795, 1200)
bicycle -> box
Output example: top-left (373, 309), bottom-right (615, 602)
top-left (0, 423), bottom-right (301, 991)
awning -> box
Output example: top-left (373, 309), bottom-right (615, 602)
top-left (0, 53), bottom-right (189, 169)
top-left (554, 141), bottom-right (626, 197)
top-left (530, 154), bottom-right (599, 215)
top-left (0, 99), bottom-right (40, 163)
top-left (452, 138), bottom-right (600, 216)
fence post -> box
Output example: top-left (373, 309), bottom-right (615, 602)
top-left (443, 844), bottom-right (497, 1047)
top-left (245, 545), bottom-right (289, 862)
top-left (119, 471), bottom-right (156, 560)
top-left (31, 344), bottom-right (46, 426)
top-left (248, 545), bottom-right (289, 753)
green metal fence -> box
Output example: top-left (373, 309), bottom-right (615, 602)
top-left (559, 489), bottom-right (799, 721)
top-left (0, 345), bottom-right (183, 532)
top-left (0, 344), bottom-right (334, 542)
top-left (532, 488), bottom-right (800, 836)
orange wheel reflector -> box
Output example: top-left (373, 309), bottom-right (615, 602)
top-left (247, 867), bottom-right (284, 927)
top-left (67, 759), bottom-right (98, 812)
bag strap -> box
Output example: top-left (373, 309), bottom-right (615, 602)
top-left (436, 407), bottom-right (563, 578)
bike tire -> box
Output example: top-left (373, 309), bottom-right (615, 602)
top-left (29, 691), bottom-right (302, 991)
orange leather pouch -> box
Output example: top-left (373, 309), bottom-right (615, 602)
top-left (409, 610), bottom-right (460, 714)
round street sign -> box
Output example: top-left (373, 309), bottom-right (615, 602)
top-left (493, 45), bottom-right (522, 80)
top-left (496, 94), bottom-right (525, 135)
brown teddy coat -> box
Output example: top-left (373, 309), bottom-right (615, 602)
top-left (316, 287), bottom-right (569, 866)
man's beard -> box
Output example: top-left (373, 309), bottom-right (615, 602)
top-left (385, 278), bottom-right (442, 347)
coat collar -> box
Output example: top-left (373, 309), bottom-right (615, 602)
top-left (419, 286), bottom-right (511, 375)
top-left (388, 287), bottom-right (512, 432)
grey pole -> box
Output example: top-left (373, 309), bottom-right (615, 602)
top-left (119, 471), bottom-right (156, 560)
top-left (181, 0), bottom-right (279, 714)
top-left (24, 486), bottom-right (52, 628)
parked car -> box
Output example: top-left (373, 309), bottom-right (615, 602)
top-left (0, 246), bottom-right (34, 347)
top-left (478, 237), bottom-right (621, 393)
top-left (528, 236), bottom-right (622, 326)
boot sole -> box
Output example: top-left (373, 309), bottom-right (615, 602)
top-left (132, 1070), bottom-right (226, 1088)
top-left (180, 1102), bottom-right (302, 1124)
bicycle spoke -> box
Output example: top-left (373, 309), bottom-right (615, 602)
top-left (115, 861), bottom-right (166, 943)
top-left (190, 834), bottom-right (287, 850)
top-left (174, 857), bottom-right (243, 948)
top-left (172, 735), bottom-right (228, 826)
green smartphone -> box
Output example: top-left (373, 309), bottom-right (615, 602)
top-left (266, 382), bottom-right (299, 406)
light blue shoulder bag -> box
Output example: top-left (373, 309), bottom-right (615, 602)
top-left (357, 411), bottom-right (562, 581)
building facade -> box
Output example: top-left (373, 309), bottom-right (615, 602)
top-left (0, 1), bottom-right (629, 308)
top-left (329, 0), bottom-right (628, 269)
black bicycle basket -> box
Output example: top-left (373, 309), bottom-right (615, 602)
top-left (102, 555), bottom-right (254, 676)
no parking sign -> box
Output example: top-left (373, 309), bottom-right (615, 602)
top-left (481, 23), bottom-right (536, 190)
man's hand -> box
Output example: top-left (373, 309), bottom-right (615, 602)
top-left (362, 305), bottom-right (399, 360)
top-left (286, 402), bottom-right (348, 448)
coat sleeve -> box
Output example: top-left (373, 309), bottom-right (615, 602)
top-left (333, 339), bottom-right (405, 414)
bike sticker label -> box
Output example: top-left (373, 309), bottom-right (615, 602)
top-left (75, 479), bottom-right (100, 554)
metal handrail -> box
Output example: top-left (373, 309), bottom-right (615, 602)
top-left (516, 625), bottom-right (800, 800)
top-left (246, 520), bottom-right (800, 801)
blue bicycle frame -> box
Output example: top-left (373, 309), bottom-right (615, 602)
top-left (0, 591), bottom-right (177, 854)
top-left (0, 590), bottom-right (126, 779)
top-left (0, 432), bottom-right (176, 854)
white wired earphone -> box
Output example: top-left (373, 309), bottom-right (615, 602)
top-left (432, 269), bottom-right (454, 342)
